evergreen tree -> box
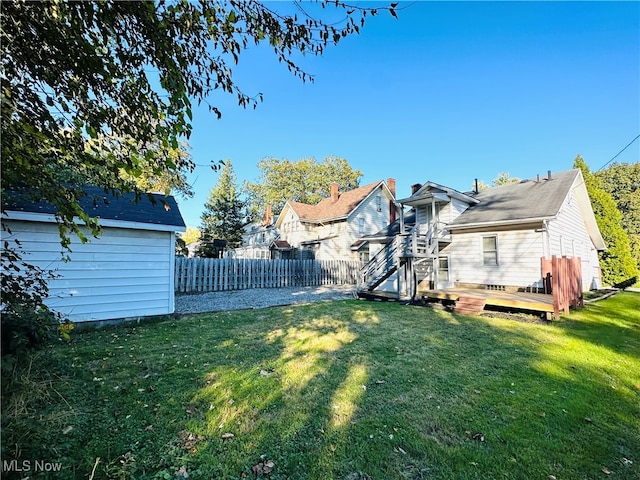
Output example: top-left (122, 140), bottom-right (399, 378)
top-left (574, 156), bottom-right (638, 286)
top-left (595, 162), bottom-right (640, 272)
top-left (198, 160), bottom-right (245, 257)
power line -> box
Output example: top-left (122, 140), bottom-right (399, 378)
top-left (597, 133), bottom-right (640, 171)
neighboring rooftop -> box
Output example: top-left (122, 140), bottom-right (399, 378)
top-left (288, 181), bottom-right (386, 223)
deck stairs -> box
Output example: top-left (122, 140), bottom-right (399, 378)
top-left (453, 296), bottom-right (487, 315)
top-left (357, 235), bottom-right (402, 292)
top-left (358, 223), bottom-right (447, 294)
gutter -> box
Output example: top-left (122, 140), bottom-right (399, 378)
top-left (2, 210), bottom-right (186, 233)
top-left (446, 216), bottom-right (556, 231)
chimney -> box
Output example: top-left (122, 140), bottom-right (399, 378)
top-left (387, 178), bottom-right (396, 198)
top-left (262, 204), bottom-right (272, 226)
top-left (411, 183), bottom-right (422, 195)
top-left (331, 183), bottom-right (339, 202)
top-left (547, 170), bottom-right (552, 181)
top-left (387, 178), bottom-right (397, 225)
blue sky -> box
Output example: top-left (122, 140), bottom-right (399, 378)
top-left (177, 1), bottom-right (640, 228)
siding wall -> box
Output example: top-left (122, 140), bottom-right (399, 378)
top-left (3, 220), bottom-right (176, 322)
top-left (344, 186), bottom-right (394, 259)
top-left (414, 198), bottom-right (469, 227)
top-left (446, 228), bottom-right (545, 288)
top-left (547, 188), bottom-right (602, 288)
top-left (279, 184), bottom-right (394, 261)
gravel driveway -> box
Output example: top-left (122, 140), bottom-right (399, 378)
top-left (175, 284), bottom-right (357, 314)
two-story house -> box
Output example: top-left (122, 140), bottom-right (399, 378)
top-left (359, 169), bottom-right (605, 301)
top-left (274, 179), bottom-right (398, 262)
top-left (232, 205), bottom-right (283, 259)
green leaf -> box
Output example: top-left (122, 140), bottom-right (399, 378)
top-left (85, 125), bottom-right (98, 138)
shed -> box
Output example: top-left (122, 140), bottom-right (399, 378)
top-left (2, 187), bottom-right (186, 323)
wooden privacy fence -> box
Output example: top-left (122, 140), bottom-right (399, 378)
top-left (175, 257), bottom-right (360, 293)
top-left (541, 255), bottom-right (583, 318)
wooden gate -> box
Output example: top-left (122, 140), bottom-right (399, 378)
top-left (541, 256), bottom-right (583, 318)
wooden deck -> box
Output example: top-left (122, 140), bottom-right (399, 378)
top-left (419, 287), bottom-right (555, 315)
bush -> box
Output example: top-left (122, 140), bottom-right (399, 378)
top-left (1, 244), bottom-right (64, 377)
top-left (613, 276), bottom-right (638, 290)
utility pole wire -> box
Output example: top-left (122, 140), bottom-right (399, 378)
top-left (597, 134), bottom-right (640, 171)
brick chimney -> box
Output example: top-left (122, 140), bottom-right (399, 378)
top-left (411, 183), bottom-right (422, 195)
top-left (331, 183), bottom-right (339, 202)
top-left (387, 178), bottom-right (396, 198)
top-left (262, 204), bottom-right (272, 226)
top-left (387, 178), bottom-right (396, 225)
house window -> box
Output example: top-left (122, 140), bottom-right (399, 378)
top-left (359, 217), bottom-right (365, 234)
top-left (482, 235), bottom-right (498, 266)
top-left (376, 195), bottom-right (382, 212)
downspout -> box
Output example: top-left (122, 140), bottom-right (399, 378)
top-left (542, 219), bottom-right (550, 259)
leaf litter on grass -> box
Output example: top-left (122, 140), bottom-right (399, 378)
top-left (3, 296), bottom-right (640, 479)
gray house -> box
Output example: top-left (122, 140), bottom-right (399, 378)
top-left (2, 188), bottom-right (186, 323)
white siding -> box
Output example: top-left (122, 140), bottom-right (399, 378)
top-left (344, 185), bottom-right (394, 259)
top-left (447, 229), bottom-right (545, 288)
top-left (547, 189), bottom-right (602, 288)
top-left (449, 198), bottom-right (471, 223)
top-left (279, 184), bottom-right (394, 261)
top-left (4, 220), bottom-right (176, 322)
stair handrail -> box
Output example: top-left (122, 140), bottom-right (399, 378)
top-left (426, 221), bottom-right (450, 256)
top-left (357, 237), bottom-right (399, 291)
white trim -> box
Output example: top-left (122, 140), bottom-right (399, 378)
top-left (448, 216), bottom-right (554, 231)
top-left (2, 210), bottom-right (186, 233)
top-left (481, 234), bottom-right (499, 266)
top-left (168, 231), bottom-right (176, 314)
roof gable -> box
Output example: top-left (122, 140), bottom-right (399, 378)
top-left (3, 186), bottom-right (186, 231)
top-left (280, 181), bottom-right (389, 224)
top-left (398, 182), bottom-right (479, 206)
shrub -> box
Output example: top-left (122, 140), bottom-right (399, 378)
top-left (1, 243), bottom-right (64, 376)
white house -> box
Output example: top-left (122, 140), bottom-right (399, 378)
top-left (232, 205), bottom-right (283, 259)
top-left (360, 169), bottom-right (606, 298)
top-left (274, 179), bottom-right (398, 262)
top-left (2, 187), bottom-right (186, 323)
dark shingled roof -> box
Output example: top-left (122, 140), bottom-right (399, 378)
top-left (448, 170), bottom-right (579, 227)
top-left (3, 186), bottom-right (186, 229)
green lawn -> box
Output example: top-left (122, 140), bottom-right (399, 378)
top-left (2, 293), bottom-right (639, 480)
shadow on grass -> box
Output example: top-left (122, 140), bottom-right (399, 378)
top-left (176, 300), bottom-right (639, 479)
top-left (554, 291), bottom-right (640, 360)
top-left (2, 297), bottom-right (638, 479)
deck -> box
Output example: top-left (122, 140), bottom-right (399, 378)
top-left (419, 287), bottom-right (555, 315)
